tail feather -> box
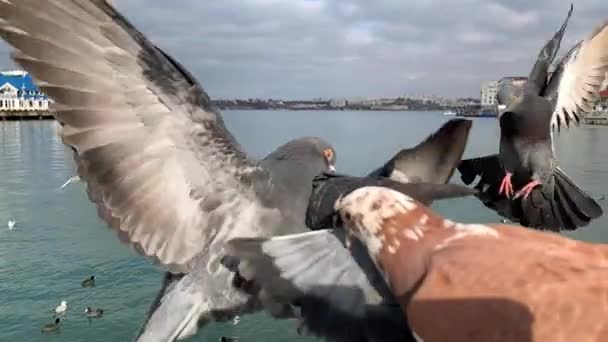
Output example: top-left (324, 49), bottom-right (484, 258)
top-left (519, 190), bottom-right (562, 230)
top-left (553, 167), bottom-right (603, 227)
top-left (457, 156), bottom-right (603, 231)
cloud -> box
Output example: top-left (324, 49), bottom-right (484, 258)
top-left (0, 0), bottom-right (604, 99)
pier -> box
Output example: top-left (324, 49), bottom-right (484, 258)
top-left (583, 110), bottom-right (608, 126)
top-left (0, 110), bottom-right (53, 120)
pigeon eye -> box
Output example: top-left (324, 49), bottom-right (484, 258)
top-left (344, 212), bottom-right (351, 222)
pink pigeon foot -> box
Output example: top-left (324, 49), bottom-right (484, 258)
top-left (498, 172), bottom-right (514, 198)
top-left (513, 180), bottom-right (542, 200)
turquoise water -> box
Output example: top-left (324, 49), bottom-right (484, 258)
top-left (0, 110), bottom-right (607, 341)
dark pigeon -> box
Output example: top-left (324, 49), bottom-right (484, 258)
top-left (458, 4), bottom-right (607, 231)
top-left (225, 119), bottom-right (476, 342)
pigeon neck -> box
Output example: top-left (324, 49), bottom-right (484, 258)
top-left (351, 205), bottom-right (499, 301)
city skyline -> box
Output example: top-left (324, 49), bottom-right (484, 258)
top-left (0, 1), bottom-right (605, 99)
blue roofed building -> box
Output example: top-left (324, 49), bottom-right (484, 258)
top-left (0, 70), bottom-right (50, 112)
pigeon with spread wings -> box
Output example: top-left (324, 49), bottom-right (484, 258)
top-left (0, 2), bottom-right (476, 341)
top-left (0, 1), bottom-right (340, 341)
top-left (458, 4), bottom-right (606, 231)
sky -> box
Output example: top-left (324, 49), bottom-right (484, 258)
top-left (0, 0), bottom-right (606, 99)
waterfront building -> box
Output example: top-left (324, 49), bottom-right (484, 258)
top-left (480, 81), bottom-right (499, 106)
top-left (0, 70), bottom-right (50, 112)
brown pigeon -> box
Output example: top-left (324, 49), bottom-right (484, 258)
top-left (336, 186), bottom-right (608, 342)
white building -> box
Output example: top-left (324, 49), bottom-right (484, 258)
top-left (480, 81), bottom-right (499, 106)
top-left (0, 70), bottom-right (50, 111)
top-left (329, 98), bottom-right (347, 108)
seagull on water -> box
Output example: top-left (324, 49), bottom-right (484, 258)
top-left (54, 301), bottom-right (68, 316)
top-left (7, 220), bottom-right (16, 230)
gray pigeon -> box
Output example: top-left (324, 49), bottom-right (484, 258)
top-left (458, 4), bottom-right (607, 231)
top-left (0, 1), bottom-right (336, 341)
top-left (224, 119), bottom-right (476, 342)
top-left (0, 2), bottom-right (474, 342)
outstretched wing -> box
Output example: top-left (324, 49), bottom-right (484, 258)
top-left (547, 20), bottom-right (608, 131)
top-left (527, 4), bottom-right (573, 94)
top-left (0, 0), bottom-right (276, 273)
top-left (227, 229), bottom-right (413, 341)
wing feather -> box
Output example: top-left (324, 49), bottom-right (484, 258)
top-left (227, 230), bottom-right (412, 341)
top-left (550, 20), bottom-right (608, 131)
top-left (0, 0), bottom-right (278, 273)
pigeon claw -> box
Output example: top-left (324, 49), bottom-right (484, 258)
top-left (513, 180), bottom-right (542, 200)
top-left (498, 172), bottom-right (514, 198)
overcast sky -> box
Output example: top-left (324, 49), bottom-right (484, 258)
top-left (0, 1), bottom-right (606, 99)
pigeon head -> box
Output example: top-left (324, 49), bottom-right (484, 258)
top-left (496, 81), bottom-right (526, 114)
top-left (335, 185), bottom-right (421, 259)
top-left (266, 136), bottom-right (336, 174)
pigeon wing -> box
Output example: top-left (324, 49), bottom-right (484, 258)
top-left (368, 119), bottom-right (472, 185)
top-left (527, 4), bottom-right (573, 94)
top-left (227, 229), bottom-right (413, 341)
top-left (0, 0), bottom-right (282, 273)
top-left (548, 20), bottom-right (608, 131)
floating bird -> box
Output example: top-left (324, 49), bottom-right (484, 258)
top-left (230, 186), bottom-right (608, 342)
top-left (7, 220), bottom-right (16, 230)
top-left (84, 307), bottom-right (104, 318)
top-left (231, 316), bottom-right (240, 326)
top-left (54, 301), bottom-right (68, 316)
top-left (458, 4), bottom-right (606, 231)
top-left (59, 175), bottom-right (80, 190)
top-left (81, 275), bottom-right (96, 287)
top-left (41, 318), bottom-right (61, 333)
top-left (220, 337), bottom-right (239, 342)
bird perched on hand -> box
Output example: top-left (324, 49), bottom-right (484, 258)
top-left (458, 4), bottom-right (606, 231)
top-left (231, 185), bottom-right (608, 342)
